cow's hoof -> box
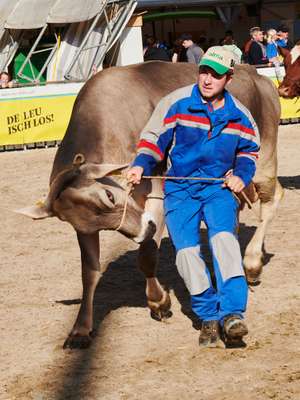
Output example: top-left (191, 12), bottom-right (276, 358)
top-left (148, 291), bottom-right (172, 322)
top-left (243, 253), bottom-right (263, 286)
top-left (245, 267), bottom-right (263, 286)
top-left (63, 330), bottom-right (96, 349)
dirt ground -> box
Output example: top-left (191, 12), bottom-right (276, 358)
top-left (1, 124), bottom-right (300, 400)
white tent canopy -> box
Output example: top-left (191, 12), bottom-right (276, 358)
top-left (136, 0), bottom-right (259, 7)
top-left (0, 0), bottom-right (19, 36)
top-left (48, 0), bottom-right (107, 24)
top-left (2, 0), bottom-right (107, 31)
top-left (0, 0), bottom-right (137, 81)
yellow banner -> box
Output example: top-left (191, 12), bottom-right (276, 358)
top-left (0, 95), bottom-right (77, 146)
top-left (0, 74), bottom-right (299, 148)
top-left (271, 78), bottom-right (300, 120)
top-left (280, 97), bottom-right (300, 120)
top-left (257, 67), bottom-right (300, 121)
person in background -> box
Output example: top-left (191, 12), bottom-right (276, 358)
top-left (180, 33), bottom-right (204, 64)
top-left (0, 71), bottom-right (13, 88)
top-left (247, 27), bottom-right (269, 65)
top-left (222, 37), bottom-right (243, 63)
top-left (198, 35), bottom-right (208, 52)
top-left (266, 29), bottom-right (283, 83)
top-left (220, 30), bottom-right (234, 46)
top-left (171, 39), bottom-right (186, 63)
top-left (243, 26), bottom-right (260, 63)
top-left (276, 25), bottom-right (291, 49)
top-left (143, 36), bottom-right (170, 62)
top-left (158, 40), bottom-right (169, 51)
top-left (266, 29), bottom-right (279, 62)
top-left (127, 46), bottom-right (259, 348)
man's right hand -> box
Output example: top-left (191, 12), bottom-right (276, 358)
top-left (126, 166), bottom-right (144, 184)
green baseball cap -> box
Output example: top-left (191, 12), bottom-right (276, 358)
top-left (199, 46), bottom-right (235, 75)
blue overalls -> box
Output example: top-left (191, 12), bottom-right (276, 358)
top-left (132, 84), bottom-right (260, 324)
top-left (164, 183), bottom-right (247, 323)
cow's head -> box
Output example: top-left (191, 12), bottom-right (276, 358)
top-left (278, 43), bottom-right (300, 98)
top-left (16, 154), bottom-right (156, 243)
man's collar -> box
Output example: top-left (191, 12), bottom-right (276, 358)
top-left (188, 84), bottom-right (240, 121)
top-left (189, 84), bottom-right (224, 110)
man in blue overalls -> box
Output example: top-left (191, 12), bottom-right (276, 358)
top-left (127, 46), bottom-right (260, 347)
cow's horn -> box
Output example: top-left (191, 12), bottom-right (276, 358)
top-left (73, 153), bottom-right (85, 166)
top-left (44, 167), bottom-right (81, 211)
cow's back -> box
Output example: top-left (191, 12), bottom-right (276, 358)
top-left (51, 62), bottom-right (280, 182)
top-left (228, 64), bottom-right (280, 179)
top-left (51, 62), bottom-right (198, 181)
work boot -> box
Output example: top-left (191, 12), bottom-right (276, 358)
top-left (199, 320), bottom-right (223, 348)
top-left (223, 314), bottom-right (248, 340)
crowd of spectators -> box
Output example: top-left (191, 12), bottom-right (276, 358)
top-left (0, 25), bottom-right (293, 90)
top-left (142, 23), bottom-right (292, 74)
top-left (244, 24), bottom-right (290, 66)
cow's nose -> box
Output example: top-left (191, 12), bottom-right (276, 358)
top-left (145, 220), bottom-right (157, 240)
top-left (133, 212), bottom-right (157, 243)
top-left (278, 85), bottom-right (290, 98)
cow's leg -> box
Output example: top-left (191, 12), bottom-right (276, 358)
top-left (138, 194), bottom-right (171, 321)
top-left (63, 231), bottom-right (101, 349)
top-left (243, 179), bottom-right (284, 284)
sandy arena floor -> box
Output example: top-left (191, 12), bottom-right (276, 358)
top-left (0, 124), bottom-right (300, 400)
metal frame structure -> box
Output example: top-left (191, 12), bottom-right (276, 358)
top-left (5, 0), bottom-right (137, 83)
top-left (16, 25), bottom-right (59, 83)
top-left (0, 29), bottom-right (23, 72)
top-left (65, 0), bottom-right (137, 80)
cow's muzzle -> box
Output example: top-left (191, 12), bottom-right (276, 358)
top-left (278, 85), bottom-right (292, 98)
top-left (133, 212), bottom-right (157, 243)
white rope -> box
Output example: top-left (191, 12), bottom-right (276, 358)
top-left (115, 182), bottom-right (133, 231)
top-left (142, 175), bottom-right (225, 182)
top-left (113, 174), bottom-right (259, 232)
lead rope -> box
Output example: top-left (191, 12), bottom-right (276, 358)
top-left (114, 175), bottom-right (259, 232)
top-left (115, 182), bottom-right (133, 231)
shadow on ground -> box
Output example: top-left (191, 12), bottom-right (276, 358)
top-left (53, 222), bottom-right (274, 400)
top-left (278, 175), bottom-right (300, 190)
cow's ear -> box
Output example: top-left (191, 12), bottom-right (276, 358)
top-left (81, 163), bottom-right (129, 179)
top-left (14, 202), bottom-right (53, 219)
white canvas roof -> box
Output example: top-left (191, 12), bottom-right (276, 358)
top-left (2, 0), bottom-right (107, 30)
top-left (5, 0), bottom-right (55, 29)
top-left (0, 0), bottom-right (19, 35)
top-left (136, 0), bottom-right (259, 7)
top-left (47, 0), bottom-right (107, 24)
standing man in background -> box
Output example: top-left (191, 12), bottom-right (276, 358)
top-left (180, 33), bottom-right (204, 64)
top-left (248, 27), bottom-right (269, 65)
top-left (276, 25), bottom-right (291, 49)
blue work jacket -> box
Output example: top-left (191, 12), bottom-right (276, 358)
top-left (132, 84), bottom-right (260, 195)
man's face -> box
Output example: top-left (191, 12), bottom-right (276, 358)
top-left (0, 74), bottom-right (9, 84)
top-left (253, 31), bottom-right (264, 42)
top-left (198, 66), bottom-right (231, 100)
top-left (182, 40), bottom-right (192, 48)
top-left (279, 31), bottom-right (289, 40)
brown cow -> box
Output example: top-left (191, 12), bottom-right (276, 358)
top-left (278, 42), bottom-right (300, 98)
top-left (18, 62), bottom-right (283, 348)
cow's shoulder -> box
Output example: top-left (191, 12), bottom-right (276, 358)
top-left (230, 95), bottom-right (257, 125)
top-left (156, 84), bottom-right (195, 113)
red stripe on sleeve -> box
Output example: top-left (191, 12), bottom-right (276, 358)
top-left (164, 113), bottom-right (210, 125)
top-left (238, 151), bottom-right (259, 159)
top-left (137, 140), bottom-right (164, 159)
top-left (227, 122), bottom-right (256, 136)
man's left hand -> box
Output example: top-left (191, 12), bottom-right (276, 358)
top-left (223, 175), bottom-right (245, 193)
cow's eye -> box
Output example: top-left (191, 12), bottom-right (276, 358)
top-left (105, 189), bottom-right (115, 204)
